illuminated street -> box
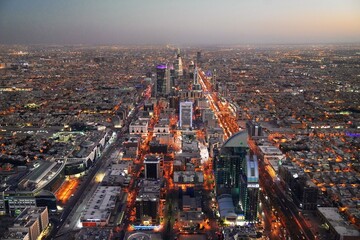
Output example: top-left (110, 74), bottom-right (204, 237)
top-left (198, 70), bottom-right (240, 139)
top-left (0, 38), bottom-right (359, 240)
top-left (122, 103), bottom-right (161, 233)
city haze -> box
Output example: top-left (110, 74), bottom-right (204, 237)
top-left (1, 0), bottom-right (360, 45)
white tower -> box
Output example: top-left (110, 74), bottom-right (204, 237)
top-left (179, 101), bottom-right (193, 129)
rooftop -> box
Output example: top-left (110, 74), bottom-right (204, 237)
top-left (81, 186), bottom-right (121, 222)
top-left (222, 131), bottom-right (248, 149)
top-left (318, 207), bottom-right (360, 237)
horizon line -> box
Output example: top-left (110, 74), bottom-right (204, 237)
top-left (1, 41), bottom-right (360, 48)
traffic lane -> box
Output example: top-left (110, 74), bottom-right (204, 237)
top-left (273, 182), bottom-right (313, 240)
top-left (52, 141), bottom-right (118, 238)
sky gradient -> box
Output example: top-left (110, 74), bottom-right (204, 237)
top-left (1, 0), bottom-right (360, 45)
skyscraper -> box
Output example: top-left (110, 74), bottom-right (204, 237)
top-left (212, 69), bottom-right (217, 86)
top-left (240, 155), bottom-right (259, 222)
top-left (144, 155), bottom-right (162, 179)
top-left (193, 67), bottom-right (198, 85)
top-left (246, 121), bottom-right (263, 137)
top-left (214, 131), bottom-right (248, 193)
top-left (188, 61), bottom-right (195, 80)
top-left (196, 51), bottom-right (202, 65)
top-left (174, 49), bottom-right (183, 77)
top-left (155, 64), bottom-right (171, 97)
top-left (179, 101), bottom-right (193, 129)
top-left (214, 131), bottom-right (259, 224)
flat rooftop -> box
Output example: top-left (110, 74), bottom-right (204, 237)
top-left (258, 145), bottom-right (283, 155)
top-left (27, 161), bottom-right (57, 184)
top-left (318, 207), bottom-right (360, 237)
top-left (81, 186), bottom-right (121, 222)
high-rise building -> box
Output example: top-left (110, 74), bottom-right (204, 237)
top-left (278, 163), bottom-right (319, 210)
top-left (179, 101), bottom-right (193, 129)
top-left (188, 61), bottom-right (195, 80)
top-left (212, 69), bottom-right (217, 86)
top-left (144, 155), bottom-right (162, 179)
top-left (246, 121), bottom-right (263, 137)
top-left (193, 67), bottom-right (198, 85)
top-left (214, 131), bottom-right (254, 225)
top-left (135, 180), bottom-right (160, 224)
top-left (170, 68), bottom-right (176, 94)
top-left (174, 49), bottom-right (183, 77)
top-left (214, 131), bottom-right (249, 193)
top-left (155, 64), bottom-right (171, 96)
top-left (240, 155), bottom-right (259, 222)
top-left (169, 96), bottom-right (179, 112)
top-left (196, 51), bottom-right (202, 65)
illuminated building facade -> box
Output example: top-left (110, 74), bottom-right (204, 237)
top-left (214, 131), bottom-right (248, 193)
top-left (135, 180), bottom-right (160, 225)
top-left (155, 64), bottom-right (170, 96)
top-left (174, 49), bottom-right (183, 77)
top-left (240, 155), bottom-right (259, 222)
top-left (214, 131), bottom-right (259, 224)
top-left (179, 101), bottom-right (193, 129)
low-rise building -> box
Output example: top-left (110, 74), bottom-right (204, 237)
top-left (80, 186), bottom-right (121, 227)
top-left (318, 207), bottom-right (360, 240)
top-left (129, 120), bottom-right (148, 135)
top-left (173, 171), bottom-right (204, 185)
top-left (7, 207), bottom-right (48, 240)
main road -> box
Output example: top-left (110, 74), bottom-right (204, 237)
top-left (48, 94), bottom-right (147, 239)
top-left (49, 134), bottom-right (119, 239)
top-left (197, 68), bottom-right (312, 240)
top-left (197, 69), bottom-right (239, 139)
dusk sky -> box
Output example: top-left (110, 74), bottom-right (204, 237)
top-left (1, 0), bottom-right (360, 45)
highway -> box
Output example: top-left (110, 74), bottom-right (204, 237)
top-left (258, 159), bottom-right (312, 240)
top-left (118, 99), bottom-right (160, 238)
top-left (47, 94), bottom-right (147, 239)
top-left (197, 68), bottom-right (314, 240)
top-left (197, 69), bottom-right (239, 139)
top-left (49, 133), bottom-right (120, 239)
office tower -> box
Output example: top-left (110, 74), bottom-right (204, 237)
top-left (214, 131), bottom-right (250, 225)
top-left (179, 101), bottom-right (193, 129)
top-left (135, 180), bottom-right (160, 224)
top-left (174, 49), bottom-right (183, 77)
top-left (246, 121), bottom-right (263, 137)
top-left (214, 131), bottom-right (249, 192)
top-left (169, 96), bottom-right (179, 112)
top-left (155, 64), bottom-right (171, 96)
top-left (193, 67), bottom-right (198, 85)
top-left (278, 164), bottom-right (319, 210)
top-left (240, 155), bottom-right (259, 222)
top-left (196, 51), bottom-right (201, 64)
top-left (144, 155), bottom-right (162, 179)
top-left (135, 197), bottom-right (158, 225)
top-left (170, 68), bottom-right (176, 93)
top-left (188, 61), bottom-right (195, 80)
top-left (212, 69), bottom-right (217, 86)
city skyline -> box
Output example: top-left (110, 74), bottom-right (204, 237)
top-left (0, 1), bottom-right (359, 238)
top-left (1, 0), bottom-right (360, 45)
top-left (0, 42), bottom-right (359, 239)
